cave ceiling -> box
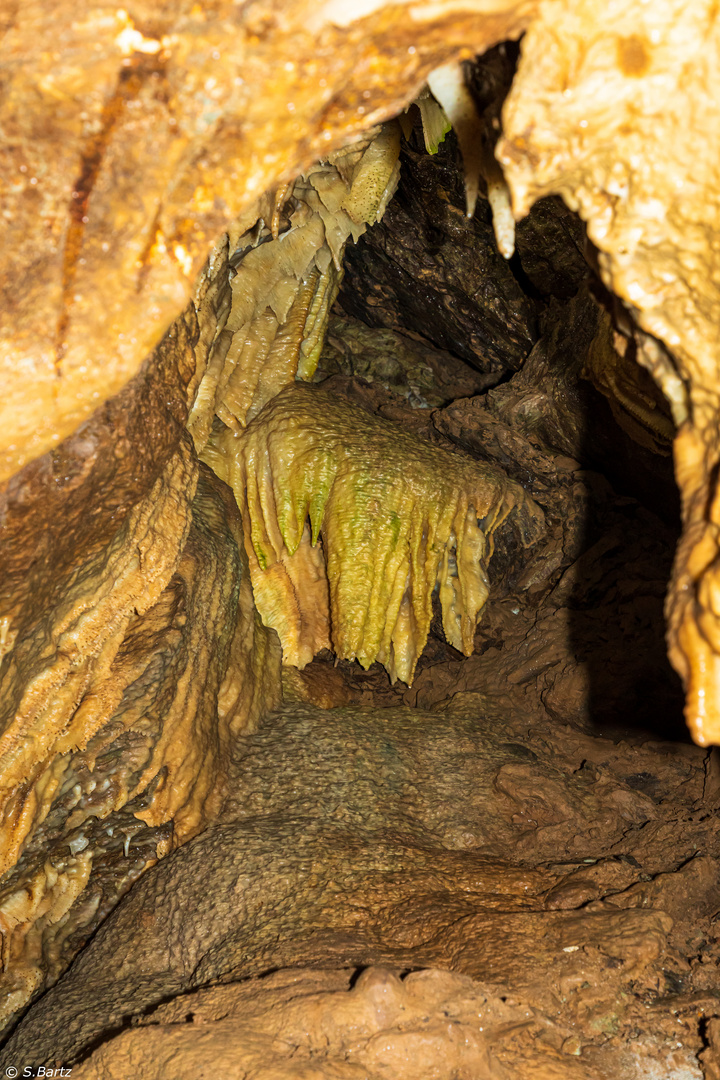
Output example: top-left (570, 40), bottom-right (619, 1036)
top-left (3, 0), bottom-right (720, 745)
top-left (2, 0), bottom-right (720, 1069)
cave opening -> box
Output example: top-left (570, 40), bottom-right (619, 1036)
top-left (2, 23), bottom-right (720, 1080)
top-left (293, 72), bottom-right (687, 747)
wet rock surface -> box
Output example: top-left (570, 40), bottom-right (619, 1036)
top-left (5, 0), bottom-right (720, 742)
top-left (314, 312), bottom-right (493, 407)
top-left (70, 967), bottom-right (594, 1080)
top-left (301, 282), bottom-right (684, 743)
top-left (1, 0), bottom-right (534, 482)
top-left (3, 5), bottom-right (720, 1073)
top-left (0, 461), bottom-right (281, 1029)
top-left (339, 133), bottom-right (538, 379)
top-left (4, 699), bottom-right (717, 1076)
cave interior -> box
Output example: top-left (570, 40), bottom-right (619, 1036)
top-left (1, 28), bottom-right (720, 1080)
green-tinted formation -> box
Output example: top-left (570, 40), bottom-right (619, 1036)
top-left (203, 383), bottom-right (544, 684)
top-left (187, 123), bottom-right (402, 451)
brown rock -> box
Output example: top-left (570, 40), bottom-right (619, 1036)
top-left (0, 0), bottom-right (536, 482)
top-left (4, 697), bottom-right (713, 1075)
top-left (0, 460), bottom-right (281, 1026)
top-left (3, 1), bottom-right (720, 1072)
top-left (72, 967), bottom-right (594, 1080)
top-left (499, 0), bottom-right (720, 743)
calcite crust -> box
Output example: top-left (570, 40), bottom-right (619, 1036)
top-left (0, 0), bottom-right (535, 483)
top-left (204, 383), bottom-right (543, 684)
top-left (499, 0), bottom-right (720, 743)
top-left (7, 3), bottom-right (720, 743)
top-left (2, 0), bottom-right (720, 1048)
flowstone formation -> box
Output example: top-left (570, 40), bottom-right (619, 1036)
top-left (4, 0), bottom-right (720, 735)
top-left (0, 0), bottom-right (531, 483)
top-left (204, 383), bottom-right (544, 683)
top-left (0, 458), bottom-right (281, 1029)
top-left (3, 0), bottom-right (720, 1074)
top-left (70, 968), bottom-right (569, 1080)
top-left (0, 121), bottom-right (409, 1024)
top-left (497, 0), bottom-right (720, 745)
top-left (6, 700), bottom-right (719, 1076)
top-left (189, 123), bottom-right (403, 448)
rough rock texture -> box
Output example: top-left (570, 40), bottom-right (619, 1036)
top-left (3, 3), bottom-right (720, 752)
top-left (204, 381), bottom-right (544, 682)
top-left (464, 287), bottom-right (679, 528)
top-left (291, 284), bottom-right (683, 739)
top-left (0, 0), bottom-right (536, 483)
top-left (1, 78), bottom-right (553, 1030)
top-left (498, 0), bottom-right (720, 743)
top-left (0, 193), bottom-right (289, 1024)
top-left (188, 126), bottom-right (405, 451)
top-left (3, 0), bottom-right (720, 1071)
top-left (338, 134), bottom-right (537, 378)
top-left (314, 312), bottom-right (492, 406)
top-left (0, 119), bottom-right (412, 1024)
top-left (514, 195), bottom-right (589, 300)
top-left (0, 460), bottom-right (281, 1028)
top-left (67, 968), bottom-right (610, 1079)
top-left (5, 698), bottom-right (717, 1076)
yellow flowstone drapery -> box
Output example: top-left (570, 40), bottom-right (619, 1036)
top-left (204, 384), bottom-right (544, 685)
top-left (188, 123), bottom-right (402, 449)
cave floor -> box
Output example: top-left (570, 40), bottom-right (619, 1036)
top-left (5, 692), bottom-right (720, 1078)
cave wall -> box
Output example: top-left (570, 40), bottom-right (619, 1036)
top-left (4, 0), bottom-right (720, 743)
top-left (0, 0), bottom-right (535, 483)
top-left (2, 0), bottom-right (720, 1043)
top-left (499, 0), bottom-right (720, 746)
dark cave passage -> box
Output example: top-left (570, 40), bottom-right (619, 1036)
top-left (3, 37), bottom-right (719, 1080)
top-left (301, 93), bottom-right (687, 746)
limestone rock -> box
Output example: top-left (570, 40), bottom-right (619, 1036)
top-left (2, 2), bottom-right (720, 1068)
top-left (5, 698), bottom-right (714, 1075)
top-left (6, 0), bottom-right (720, 746)
top-left (499, 0), bottom-right (720, 743)
top-left (0, 457), bottom-right (281, 1027)
top-left (203, 382), bottom-right (544, 683)
top-left (338, 134), bottom-right (536, 378)
top-left (71, 968), bottom-right (588, 1080)
top-left (188, 125), bottom-right (402, 451)
top-left (314, 313), bottom-right (492, 407)
top-left (0, 0), bottom-right (535, 483)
